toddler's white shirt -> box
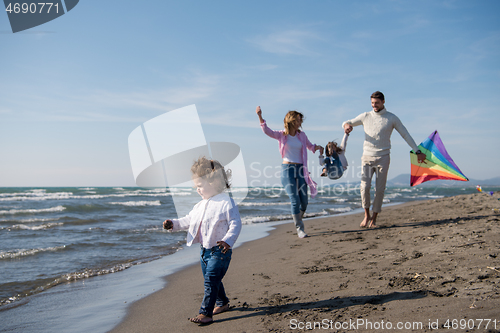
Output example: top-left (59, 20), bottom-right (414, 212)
top-left (171, 192), bottom-right (241, 249)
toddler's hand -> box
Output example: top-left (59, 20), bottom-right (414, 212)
top-left (217, 241), bottom-right (230, 254)
top-left (163, 219), bottom-right (173, 230)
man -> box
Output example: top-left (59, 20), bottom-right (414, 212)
top-left (343, 91), bottom-right (426, 228)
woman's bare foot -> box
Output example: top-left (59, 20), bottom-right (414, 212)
top-left (189, 314), bottom-right (213, 325)
top-left (213, 303), bottom-right (230, 315)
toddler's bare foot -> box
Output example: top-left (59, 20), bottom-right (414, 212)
top-left (213, 304), bottom-right (229, 315)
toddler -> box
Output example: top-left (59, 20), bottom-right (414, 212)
top-left (319, 133), bottom-right (349, 179)
top-left (163, 157), bottom-right (241, 325)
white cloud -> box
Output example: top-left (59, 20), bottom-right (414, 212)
top-left (248, 29), bottom-right (322, 56)
top-left (1, 72), bottom-right (222, 123)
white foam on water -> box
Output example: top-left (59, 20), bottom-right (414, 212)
top-left (238, 202), bottom-right (289, 207)
top-left (0, 206), bottom-right (66, 215)
top-left (109, 200), bottom-right (161, 207)
top-left (7, 222), bottom-right (64, 231)
top-left (0, 245), bottom-right (66, 260)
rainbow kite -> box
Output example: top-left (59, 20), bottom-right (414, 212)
top-left (410, 130), bottom-right (468, 186)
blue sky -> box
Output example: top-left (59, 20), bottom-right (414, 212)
top-left (1, 0), bottom-right (499, 187)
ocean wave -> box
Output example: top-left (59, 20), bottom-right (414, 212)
top-left (241, 210), bottom-right (333, 224)
top-left (228, 188), bottom-right (250, 193)
top-left (109, 200), bottom-right (161, 207)
top-left (0, 189), bottom-right (193, 202)
top-left (320, 196), bottom-right (349, 202)
top-left (0, 217), bottom-right (61, 224)
top-left (0, 251), bottom-right (179, 307)
top-left (0, 206), bottom-right (66, 215)
top-left (395, 188), bottom-right (414, 192)
top-left (0, 263), bottom-right (132, 307)
top-left (384, 193), bottom-right (402, 199)
top-left (248, 187), bottom-right (286, 195)
top-left (325, 207), bottom-right (353, 214)
top-left (6, 222), bottom-right (64, 231)
top-left (241, 216), bottom-right (272, 224)
top-left (418, 194), bottom-right (445, 199)
top-left (0, 192), bottom-right (73, 201)
top-left (0, 245), bottom-right (67, 260)
top-left (241, 214), bottom-right (294, 224)
top-left (62, 264), bottom-right (135, 281)
top-left (238, 202), bottom-right (289, 207)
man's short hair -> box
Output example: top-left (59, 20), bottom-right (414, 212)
top-left (371, 91), bottom-right (385, 101)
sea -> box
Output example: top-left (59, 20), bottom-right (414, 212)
top-left (1, 185), bottom-right (498, 332)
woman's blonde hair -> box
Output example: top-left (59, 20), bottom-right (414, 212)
top-left (191, 157), bottom-right (231, 193)
top-left (283, 110), bottom-right (304, 135)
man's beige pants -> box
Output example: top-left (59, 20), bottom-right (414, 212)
top-left (360, 155), bottom-right (390, 213)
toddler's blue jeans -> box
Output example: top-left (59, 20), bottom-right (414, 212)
top-left (199, 245), bottom-right (232, 317)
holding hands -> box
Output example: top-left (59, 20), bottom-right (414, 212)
top-left (163, 219), bottom-right (173, 230)
top-left (344, 123), bottom-right (353, 135)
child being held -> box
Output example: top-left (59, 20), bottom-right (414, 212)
top-left (319, 132), bottom-right (349, 179)
top-left (163, 157), bottom-right (241, 325)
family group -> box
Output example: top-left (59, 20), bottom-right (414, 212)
top-left (162, 91), bottom-right (426, 325)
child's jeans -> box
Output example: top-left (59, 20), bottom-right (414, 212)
top-left (281, 164), bottom-right (308, 215)
top-left (199, 245), bottom-right (232, 317)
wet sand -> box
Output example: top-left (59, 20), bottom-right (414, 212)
top-left (110, 192), bottom-right (500, 332)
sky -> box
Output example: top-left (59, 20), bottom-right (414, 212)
top-left (1, 0), bottom-right (499, 187)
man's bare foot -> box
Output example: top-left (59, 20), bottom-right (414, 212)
top-left (368, 213), bottom-right (378, 228)
top-left (360, 215), bottom-right (371, 228)
top-left (189, 314), bottom-right (213, 325)
top-left (213, 303), bottom-right (230, 315)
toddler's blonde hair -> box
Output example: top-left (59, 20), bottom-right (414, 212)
top-left (191, 157), bottom-right (231, 193)
top-left (325, 141), bottom-right (343, 156)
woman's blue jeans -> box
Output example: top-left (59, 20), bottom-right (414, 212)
top-left (199, 245), bottom-right (232, 317)
top-left (281, 164), bottom-right (308, 215)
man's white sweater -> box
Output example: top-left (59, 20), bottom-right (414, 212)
top-left (342, 108), bottom-right (419, 157)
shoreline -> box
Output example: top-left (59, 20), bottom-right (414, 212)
top-left (1, 191), bottom-right (499, 332)
top-left (0, 217), bottom-right (296, 333)
top-left (110, 192), bottom-right (500, 332)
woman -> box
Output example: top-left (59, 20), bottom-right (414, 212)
top-left (256, 106), bottom-right (323, 238)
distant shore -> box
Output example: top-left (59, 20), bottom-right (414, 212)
top-left (110, 192), bottom-right (500, 332)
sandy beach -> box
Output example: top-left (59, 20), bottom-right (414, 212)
top-left (110, 192), bottom-right (500, 333)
